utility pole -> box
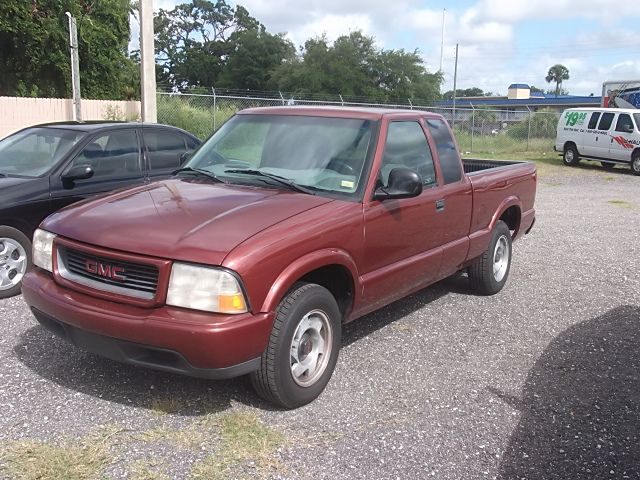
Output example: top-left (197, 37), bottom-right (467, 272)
top-left (139, 0), bottom-right (157, 122)
top-left (452, 43), bottom-right (459, 128)
top-left (65, 12), bottom-right (81, 121)
top-left (439, 9), bottom-right (446, 73)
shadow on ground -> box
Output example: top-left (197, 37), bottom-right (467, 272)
top-left (496, 305), bottom-right (640, 479)
top-left (13, 274), bottom-right (468, 414)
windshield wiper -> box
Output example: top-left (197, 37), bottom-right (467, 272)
top-left (224, 169), bottom-right (316, 195)
top-left (173, 166), bottom-right (223, 183)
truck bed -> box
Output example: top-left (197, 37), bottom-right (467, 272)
top-left (462, 158), bottom-right (529, 174)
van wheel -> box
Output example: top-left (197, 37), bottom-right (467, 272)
top-left (468, 220), bottom-right (512, 295)
top-left (0, 226), bottom-right (32, 299)
top-left (631, 153), bottom-right (640, 176)
top-left (601, 162), bottom-right (615, 170)
top-left (250, 283), bottom-right (341, 409)
top-left (563, 145), bottom-right (579, 166)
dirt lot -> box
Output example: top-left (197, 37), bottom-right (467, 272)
top-left (1, 161), bottom-right (639, 479)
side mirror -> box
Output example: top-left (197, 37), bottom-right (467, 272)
top-left (373, 167), bottom-right (423, 201)
top-left (62, 164), bottom-right (94, 182)
top-left (180, 150), bottom-right (193, 165)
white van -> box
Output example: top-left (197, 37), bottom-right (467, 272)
top-left (555, 107), bottom-right (640, 175)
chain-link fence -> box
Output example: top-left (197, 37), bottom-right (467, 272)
top-left (157, 90), bottom-right (562, 155)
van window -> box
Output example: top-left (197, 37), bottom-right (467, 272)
top-left (588, 112), bottom-right (601, 129)
top-left (615, 114), bottom-right (634, 133)
top-left (597, 113), bottom-right (615, 131)
top-left (634, 114), bottom-right (640, 130)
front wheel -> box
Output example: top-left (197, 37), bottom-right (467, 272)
top-left (468, 220), bottom-right (512, 295)
top-left (250, 283), bottom-right (341, 409)
top-left (631, 153), bottom-right (640, 176)
top-left (563, 144), bottom-right (580, 166)
top-left (0, 226), bottom-right (32, 299)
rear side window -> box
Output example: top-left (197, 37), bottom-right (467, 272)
top-left (143, 130), bottom-right (188, 170)
top-left (615, 114), bottom-right (634, 132)
top-left (426, 118), bottom-right (462, 184)
top-left (588, 112), bottom-right (601, 129)
top-left (597, 113), bottom-right (615, 131)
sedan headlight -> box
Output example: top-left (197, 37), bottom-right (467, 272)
top-left (32, 229), bottom-right (56, 272)
top-left (166, 263), bottom-right (248, 314)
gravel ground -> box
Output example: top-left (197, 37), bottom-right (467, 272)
top-left (1, 161), bottom-right (639, 479)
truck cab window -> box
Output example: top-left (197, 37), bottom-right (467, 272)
top-left (426, 118), bottom-right (462, 184)
top-left (380, 121), bottom-right (436, 187)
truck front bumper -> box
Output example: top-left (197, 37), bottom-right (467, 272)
top-left (22, 269), bottom-right (273, 379)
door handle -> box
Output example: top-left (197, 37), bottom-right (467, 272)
top-left (436, 199), bottom-right (445, 212)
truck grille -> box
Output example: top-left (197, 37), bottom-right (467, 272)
top-left (57, 246), bottom-right (159, 299)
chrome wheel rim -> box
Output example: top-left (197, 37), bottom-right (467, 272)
top-left (564, 150), bottom-right (574, 163)
top-left (493, 235), bottom-right (510, 282)
top-left (0, 238), bottom-right (27, 291)
top-left (633, 156), bottom-right (640, 172)
top-left (290, 309), bottom-right (332, 387)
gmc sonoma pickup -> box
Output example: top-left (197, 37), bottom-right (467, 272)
top-left (22, 107), bottom-right (536, 408)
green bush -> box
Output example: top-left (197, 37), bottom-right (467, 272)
top-left (157, 96), bottom-right (240, 140)
top-left (506, 111), bottom-right (558, 140)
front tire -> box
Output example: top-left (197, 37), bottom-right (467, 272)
top-left (0, 226), bottom-right (32, 299)
top-left (563, 144), bottom-right (580, 166)
top-left (468, 220), bottom-right (512, 295)
top-left (631, 152), bottom-right (640, 176)
top-left (250, 283), bottom-right (341, 409)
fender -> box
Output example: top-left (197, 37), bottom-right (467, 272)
top-left (260, 248), bottom-right (361, 313)
top-left (467, 195), bottom-right (522, 261)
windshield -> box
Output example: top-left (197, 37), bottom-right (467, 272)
top-left (185, 114), bottom-right (375, 198)
top-left (0, 127), bottom-right (87, 177)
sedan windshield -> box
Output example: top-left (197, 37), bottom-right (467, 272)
top-left (0, 127), bottom-right (87, 177)
top-left (184, 114), bottom-right (375, 198)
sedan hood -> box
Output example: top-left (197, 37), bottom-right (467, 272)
top-left (42, 178), bottom-right (334, 264)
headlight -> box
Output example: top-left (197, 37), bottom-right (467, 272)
top-left (32, 229), bottom-right (56, 272)
top-left (166, 263), bottom-right (248, 314)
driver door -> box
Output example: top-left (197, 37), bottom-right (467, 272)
top-left (361, 120), bottom-right (445, 311)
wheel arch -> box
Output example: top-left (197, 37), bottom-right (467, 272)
top-left (260, 249), bottom-right (360, 320)
top-left (490, 197), bottom-right (523, 239)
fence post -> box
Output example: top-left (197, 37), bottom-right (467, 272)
top-left (526, 106), bottom-right (532, 151)
top-left (408, 98), bottom-right (413, 110)
top-left (212, 88), bottom-right (217, 132)
top-left (339, 94), bottom-right (344, 107)
top-left (279, 91), bottom-right (285, 106)
top-left (470, 103), bottom-right (475, 153)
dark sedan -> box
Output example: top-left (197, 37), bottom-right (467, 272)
top-left (0, 121), bottom-right (200, 298)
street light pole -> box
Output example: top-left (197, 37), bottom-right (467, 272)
top-left (139, 0), bottom-right (157, 122)
top-left (65, 12), bottom-right (81, 121)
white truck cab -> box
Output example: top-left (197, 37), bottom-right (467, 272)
top-left (555, 107), bottom-right (640, 175)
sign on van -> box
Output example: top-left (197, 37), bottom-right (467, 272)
top-left (564, 111), bottom-right (588, 127)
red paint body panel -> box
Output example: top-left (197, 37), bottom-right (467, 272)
top-left (23, 107), bottom-right (537, 377)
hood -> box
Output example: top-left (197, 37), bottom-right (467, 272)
top-left (42, 178), bottom-right (334, 264)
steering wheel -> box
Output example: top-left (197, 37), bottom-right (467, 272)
top-left (327, 158), bottom-right (355, 175)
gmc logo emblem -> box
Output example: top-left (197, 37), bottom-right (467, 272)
top-left (85, 259), bottom-right (126, 281)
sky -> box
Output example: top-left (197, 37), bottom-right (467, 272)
top-left (135, 0), bottom-right (640, 97)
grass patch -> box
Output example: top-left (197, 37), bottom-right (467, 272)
top-left (128, 460), bottom-right (170, 480)
top-left (149, 397), bottom-right (185, 415)
top-left (191, 412), bottom-right (285, 479)
top-left (607, 199), bottom-right (636, 209)
top-left (0, 427), bottom-right (122, 480)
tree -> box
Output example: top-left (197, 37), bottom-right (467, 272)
top-left (0, 0), bottom-right (136, 99)
top-left (443, 87), bottom-right (485, 100)
top-left (545, 64), bottom-right (570, 97)
top-left (270, 31), bottom-right (442, 104)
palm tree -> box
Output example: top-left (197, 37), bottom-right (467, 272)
top-left (545, 64), bottom-right (570, 97)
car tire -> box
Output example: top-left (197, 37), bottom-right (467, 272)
top-left (250, 282), bottom-right (341, 409)
top-left (468, 220), bottom-right (512, 296)
top-left (0, 226), bottom-right (32, 299)
top-left (631, 152), bottom-right (640, 176)
top-left (563, 144), bottom-right (580, 166)
top-left (601, 162), bottom-right (615, 170)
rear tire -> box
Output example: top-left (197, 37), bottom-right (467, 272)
top-left (631, 152), bottom-right (640, 176)
top-left (563, 144), bottom-right (580, 166)
top-left (468, 220), bottom-right (512, 295)
top-left (0, 226), bottom-right (32, 299)
top-left (250, 283), bottom-right (341, 409)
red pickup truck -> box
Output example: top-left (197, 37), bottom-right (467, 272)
top-left (22, 107), bottom-right (536, 408)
